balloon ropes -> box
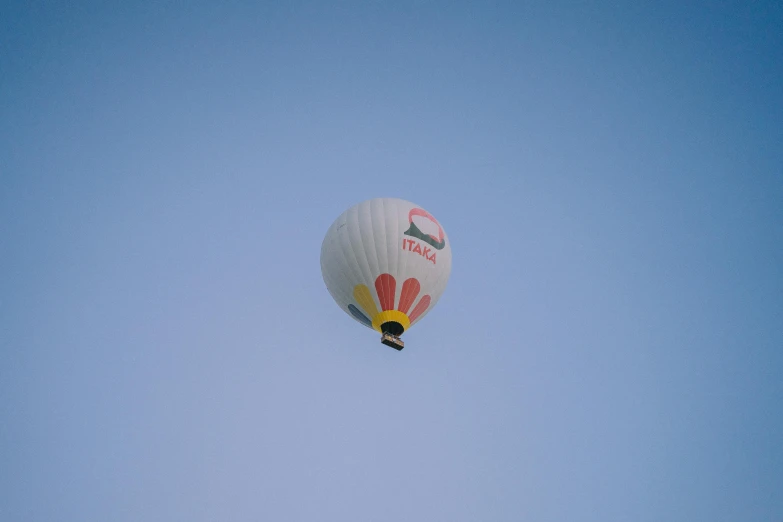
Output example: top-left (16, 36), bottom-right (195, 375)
top-left (320, 198), bottom-right (452, 350)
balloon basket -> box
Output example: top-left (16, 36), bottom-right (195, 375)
top-left (381, 332), bottom-right (404, 351)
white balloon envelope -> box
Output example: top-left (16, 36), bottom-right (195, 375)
top-left (320, 198), bottom-right (452, 350)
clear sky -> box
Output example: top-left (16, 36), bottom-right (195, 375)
top-left (2, 2), bottom-right (782, 521)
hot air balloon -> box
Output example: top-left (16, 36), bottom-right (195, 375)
top-left (320, 198), bottom-right (452, 350)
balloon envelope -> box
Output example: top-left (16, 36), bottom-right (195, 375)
top-left (320, 198), bottom-right (452, 338)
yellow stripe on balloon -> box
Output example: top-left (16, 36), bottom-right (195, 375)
top-left (353, 284), bottom-right (379, 319)
top-left (371, 310), bottom-right (411, 333)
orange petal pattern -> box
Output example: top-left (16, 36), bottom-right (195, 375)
top-left (351, 274), bottom-right (431, 334)
top-left (398, 278), bottom-right (421, 314)
top-left (408, 294), bottom-right (431, 323)
top-left (375, 273), bottom-right (396, 311)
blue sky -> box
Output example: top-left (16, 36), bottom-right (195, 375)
top-left (2, 2), bottom-right (782, 521)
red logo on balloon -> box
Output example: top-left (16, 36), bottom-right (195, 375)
top-left (404, 208), bottom-right (445, 249)
top-left (402, 208), bottom-right (444, 265)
